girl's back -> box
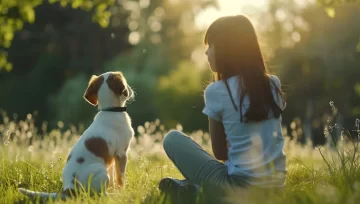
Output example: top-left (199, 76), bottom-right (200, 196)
top-left (203, 75), bottom-right (286, 187)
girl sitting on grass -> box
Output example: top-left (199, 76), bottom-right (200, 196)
top-left (159, 15), bottom-right (287, 193)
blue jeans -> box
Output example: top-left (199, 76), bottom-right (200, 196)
top-left (163, 130), bottom-right (248, 188)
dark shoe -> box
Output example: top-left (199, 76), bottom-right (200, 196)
top-left (158, 178), bottom-right (200, 194)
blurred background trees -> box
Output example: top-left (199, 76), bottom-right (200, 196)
top-left (0, 0), bottom-right (359, 147)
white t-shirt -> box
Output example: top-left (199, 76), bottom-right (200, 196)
top-left (202, 75), bottom-right (287, 187)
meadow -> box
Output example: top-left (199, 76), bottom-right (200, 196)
top-left (1, 111), bottom-right (360, 204)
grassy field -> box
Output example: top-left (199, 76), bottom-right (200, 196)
top-left (1, 113), bottom-right (360, 204)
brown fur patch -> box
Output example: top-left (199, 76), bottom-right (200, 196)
top-left (106, 72), bottom-right (129, 97)
top-left (84, 137), bottom-right (113, 166)
top-left (83, 75), bottom-right (104, 106)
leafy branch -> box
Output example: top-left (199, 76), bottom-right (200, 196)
top-left (0, 0), bottom-right (115, 71)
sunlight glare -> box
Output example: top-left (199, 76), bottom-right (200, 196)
top-left (195, 0), bottom-right (268, 29)
top-left (129, 31), bottom-right (140, 45)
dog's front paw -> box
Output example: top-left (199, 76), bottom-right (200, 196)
top-left (116, 184), bottom-right (124, 189)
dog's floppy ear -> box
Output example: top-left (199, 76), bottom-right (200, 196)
top-left (106, 72), bottom-right (129, 97)
top-left (84, 75), bottom-right (104, 106)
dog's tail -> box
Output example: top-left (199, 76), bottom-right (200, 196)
top-left (18, 188), bottom-right (68, 201)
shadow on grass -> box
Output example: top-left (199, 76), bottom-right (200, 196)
top-left (13, 197), bottom-right (47, 204)
top-left (142, 184), bottom-right (230, 204)
top-left (13, 186), bottom-right (288, 204)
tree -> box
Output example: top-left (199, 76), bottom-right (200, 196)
top-left (263, 1), bottom-right (360, 145)
top-left (101, 0), bottom-right (217, 131)
top-left (45, 0), bottom-right (217, 132)
top-left (0, 0), bottom-right (132, 129)
top-left (0, 0), bottom-right (115, 71)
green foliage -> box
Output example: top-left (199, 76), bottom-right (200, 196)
top-left (154, 61), bottom-right (210, 130)
top-left (158, 61), bottom-right (206, 95)
top-left (355, 83), bottom-right (360, 96)
top-left (48, 73), bottom-right (96, 129)
top-left (0, 0), bottom-right (115, 71)
top-left (317, 0), bottom-right (360, 18)
top-left (0, 0), bottom-right (41, 71)
top-left (318, 0), bottom-right (360, 6)
top-left (0, 53), bottom-right (66, 125)
top-left (259, 1), bottom-right (360, 133)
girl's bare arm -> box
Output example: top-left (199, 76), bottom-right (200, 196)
top-left (208, 118), bottom-right (228, 161)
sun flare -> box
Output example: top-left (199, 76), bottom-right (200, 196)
top-left (195, 0), bottom-right (268, 29)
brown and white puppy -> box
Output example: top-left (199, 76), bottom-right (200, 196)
top-left (19, 71), bottom-right (135, 201)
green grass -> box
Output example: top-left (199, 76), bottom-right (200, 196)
top-left (1, 115), bottom-right (360, 203)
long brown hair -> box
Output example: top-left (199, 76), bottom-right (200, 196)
top-left (204, 15), bottom-right (285, 123)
